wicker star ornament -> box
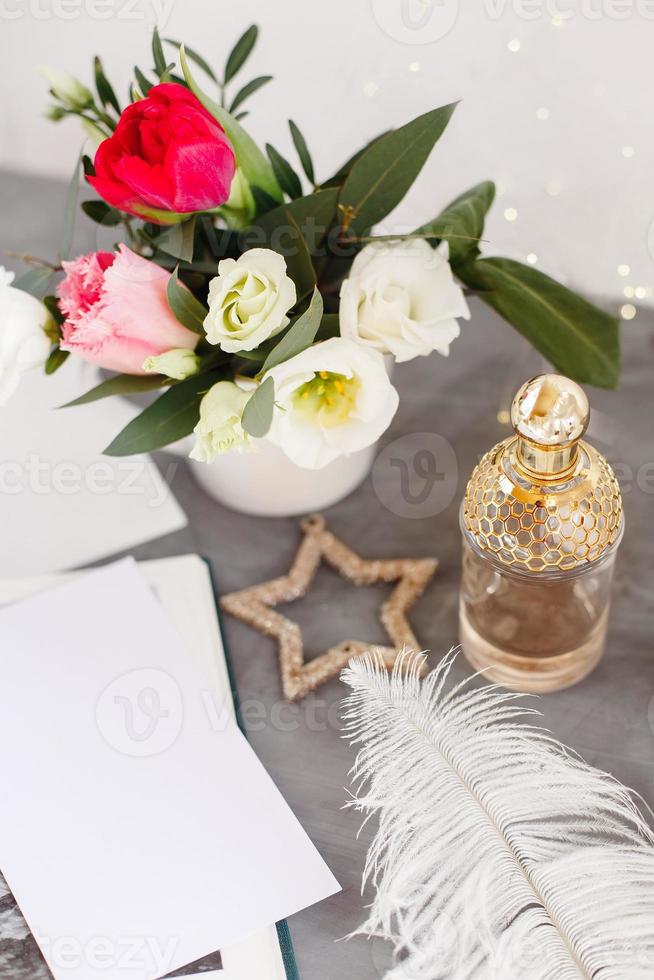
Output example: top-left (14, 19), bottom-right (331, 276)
top-left (220, 515), bottom-right (438, 702)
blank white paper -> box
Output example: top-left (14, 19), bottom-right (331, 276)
top-left (0, 559), bottom-right (340, 980)
top-left (0, 361), bottom-right (187, 575)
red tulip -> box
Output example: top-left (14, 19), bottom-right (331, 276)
top-left (88, 83), bottom-right (236, 224)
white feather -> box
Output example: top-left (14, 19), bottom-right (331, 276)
top-left (341, 649), bottom-right (654, 980)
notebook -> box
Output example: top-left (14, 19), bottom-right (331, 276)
top-left (0, 555), bottom-right (329, 980)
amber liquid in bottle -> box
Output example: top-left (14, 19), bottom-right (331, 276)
top-left (459, 375), bottom-right (623, 693)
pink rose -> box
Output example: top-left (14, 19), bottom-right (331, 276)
top-left (56, 245), bottom-right (198, 374)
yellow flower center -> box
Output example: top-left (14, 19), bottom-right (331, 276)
top-left (293, 371), bottom-right (360, 428)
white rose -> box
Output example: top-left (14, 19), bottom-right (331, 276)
top-left (263, 337), bottom-right (399, 470)
top-left (0, 267), bottom-right (52, 405)
top-left (189, 381), bottom-right (253, 463)
top-left (204, 248), bottom-right (297, 353)
top-left (339, 239), bottom-right (470, 363)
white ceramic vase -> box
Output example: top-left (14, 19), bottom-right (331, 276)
top-left (186, 438), bottom-right (377, 517)
top-left (182, 353), bottom-right (393, 516)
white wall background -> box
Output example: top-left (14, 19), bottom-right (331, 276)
top-left (0, 0), bottom-right (652, 306)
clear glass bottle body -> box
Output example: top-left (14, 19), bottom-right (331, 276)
top-left (459, 533), bottom-right (618, 692)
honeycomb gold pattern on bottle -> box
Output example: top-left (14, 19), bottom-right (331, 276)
top-left (459, 375), bottom-right (624, 693)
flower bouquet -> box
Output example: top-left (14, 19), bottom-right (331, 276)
top-left (4, 26), bottom-right (619, 510)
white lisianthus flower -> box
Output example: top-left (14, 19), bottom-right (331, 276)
top-left (263, 337), bottom-right (399, 470)
top-left (39, 66), bottom-right (93, 110)
top-left (204, 248), bottom-right (296, 353)
top-left (0, 267), bottom-right (52, 405)
top-left (143, 348), bottom-right (200, 380)
top-left (190, 381), bottom-right (253, 463)
top-left (339, 239), bottom-right (470, 363)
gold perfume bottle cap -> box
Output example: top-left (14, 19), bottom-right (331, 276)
top-left (461, 374), bottom-right (623, 574)
top-left (511, 375), bottom-right (589, 479)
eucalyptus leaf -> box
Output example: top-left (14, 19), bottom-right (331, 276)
top-left (224, 25), bottom-right (258, 84)
top-left (43, 294), bottom-right (64, 326)
top-left (316, 313), bottom-right (340, 341)
top-left (251, 187), bottom-right (338, 248)
top-left (14, 266), bottom-right (54, 299)
top-left (61, 373), bottom-right (168, 408)
top-left (161, 62), bottom-right (176, 82)
top-left (152, 27), bottom-right (167, 76)
top-left (134, 65), bottom-right (153, 95)
top-left (266, 144), bottom-right (303, 200)
top-left (82, 154), bottom-right (95, 177)
top-left (241, 375), bottom-right (274, 438)
top-left (167, 266), bottom-right (208, 335)
top-left (157, 217), bottom-right (196, 263)
top-left (323, 130), bottom-right (392, 187)
top-left (45, 348), bottom-right (69, 375)
top-left (339, 103), bottom-right (458, 234)
top-left (289, 120), bottom-right (315, 185)
top-left (104, 372), bottom-right (214, 456)
top-left (164, 38), bottom-right (218, 83)
top-left (59, 151), bottom-right (82, 261)
top-left (458, 257), bottom-right (620, 389)
top-left (262, 287), bottom-right (323, 372)
top-left (416, 181), bottom-right (495, 266)
top-left (93, 56), bottom-right (120, 115)
top-left (272, 209), bottom-right (315, 299)
top-left (81, 200), bottom-right (122, 226)
top-left (180, 46), bottom-right (282, 202)
top-left (251, 185), bottom-right (282, 214)
top-left (229, 75), bottom-right (272, 113)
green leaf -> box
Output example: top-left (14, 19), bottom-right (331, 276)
top-left (166, 266), bottom-right (207, 334)
top-left (62, 373), bottom-right (168, 407)
top-left (274, 209), bottom-right (315, 299)
top-left (231, 337), bottom-right (278, 364)
top-left (322, 130), bottom-right (392, 187)
top-left (234, 111), bottom-right (249, 122)
top-left (43, 294), bottom-right (64, 326)
top-left (152, 27), bottom-right (167, 76)
top-left (262, 288), bottom-right (323, 372)
top-left (134, 65), bottom-right (153, 95)
top-left (93, 56), bottom-right (120, 114)
top-left (316, 313), bottom-right (340, 341)
top-left (458, 257), bottom-right (620, 389)
top-left (251, 185), bottom-right (282, 214)
top-left (241, 376), bottom-right (274, 438)
top-left (266, 144), bottom-right (302, 199)
top-left (229, 75), bottom-right (272, 114)
top-left (81, 200), bottom-right (122, 226)
top-left (289, 120), bottom-right (315, 185)
top-left (60, 151), bottom-right (82, 261)
top-left (45, 348), bottom-right (69, 375)
top-left (14, 266), bottom-right (54, 298)
top-left (224, 25), bottom-right (258, 84)
top-left (180, 46), bottom-right (282, 203)
top-left (251, 187), bottom-right (338, 246)
top-left (157, 217), bottom-right (196, 263)
top-left (82, 154), bottom-right (95, 177)
top-left (104, 372), bottom-right (213, 456)
top-left (161, 61), bottom-right (176, 82)
top-left (339, 103), bottom-right (458, 234)
top-left (163, 38), bottom-right (218, 83)
top-left (415, 181), bottom-right (495, 266)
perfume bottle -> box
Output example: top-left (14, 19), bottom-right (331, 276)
top-left (459, 374), bottom-right (624, 692)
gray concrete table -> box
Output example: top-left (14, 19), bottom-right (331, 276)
top-left (2, 171), bottom-right (653, 979)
